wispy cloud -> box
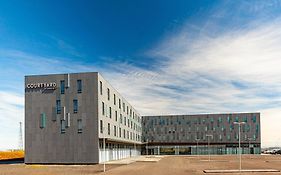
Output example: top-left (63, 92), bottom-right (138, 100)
top-left (1, 1), bottom-right (281, 148)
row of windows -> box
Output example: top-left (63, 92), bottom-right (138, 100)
top-left (60, 79), bottom-right (82, 94)
top-left (101, 101), bottom-right (142, 132)
top-left (56, 99), bottom-right (78, 114)
top-left (144, 133), bottom-right (257, 142)
top-left (39, 113), bottom-right (83, 133)
top-left (99, 81), bottom-right (140, 122)
top-left (144, 115), bottom-right (257, 127)
top-left (145, 123), bottom-right (259, 134)
top-left (100, 120), bottom-right (141, 141)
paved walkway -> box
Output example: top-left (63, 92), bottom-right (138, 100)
top-left (204, 169), bottom-right (280, 173)
top-left (104, 156), bottom-right (164, 165)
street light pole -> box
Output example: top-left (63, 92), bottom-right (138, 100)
top-left (233, 122), bottom-right (246, 172)
top-left (195, 138), bottom-right (200, 159)
top-left (206, 134), bottom-right (213, 161)
top-left (103, 126), bottom-right (106, 172)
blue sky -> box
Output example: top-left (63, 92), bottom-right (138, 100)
top-left (1, 0), bottom-right (281, 149)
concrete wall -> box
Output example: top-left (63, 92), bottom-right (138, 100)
top-left (25, 72), bottom-right (99, 164)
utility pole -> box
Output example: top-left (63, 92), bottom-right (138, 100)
top-left (19, 122), bottom-right (23, 150)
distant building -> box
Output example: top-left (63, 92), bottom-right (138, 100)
top-left (142, 113), bottom-right (261, 155)
top-left (25, 72), bottom-right (142, 164)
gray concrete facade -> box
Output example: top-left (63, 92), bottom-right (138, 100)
top-left (25, 72), bottom-right (142, 164)
top-left (142, 113), bottom-right (261, 155)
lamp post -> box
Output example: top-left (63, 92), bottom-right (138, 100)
top-left (206, 134), bottom-right (213, 161)
top-left (195, 138), bottom-right (200, 159)
top-left (103, 126), bottom-right (106, 172)
top-left (233, 122), bottom-right (246, 172)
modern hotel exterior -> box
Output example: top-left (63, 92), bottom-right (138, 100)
top-left (142, 113), bottom-right (261, 155)
top-left (25, 72), bottom-right (142, 164)
top-left (25, 72), bottom-right (261, 164)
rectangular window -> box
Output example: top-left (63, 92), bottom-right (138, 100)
top-left (102, 102), bottom-right (105, 115)
top-left (115, 111), bottom-right (118, 121)
top-left (60, 80), bottom-right (65, 94)
top-left (127, 106), bottom-right (128, 115)
top-left (107, 88), bottom-right (110, 100)
top-left (114, 94), bottom-right (116, 105)
top-left (124, 117), bottom-right (126, 126)
top-left (77, 79), bottom-right (82, 93)
top-left (100, 120), bottom-right (103, 133)
top-left (119, 128), bottom-right (121, 137)
top-left (100, 81), bottom-right (103, 95)
top-left (40, 113), bottom-right (46, 128)
top-left (73, 99), bottom-right (78, 113)
top-left (114, 126), bottom-right (117, 136)
top-left (61, 120), bottom-right (66, 133)
top-left (66, 113), bottom-right (70, 127)
top-left (123, 102), bottom-right (125, 112)
top-left (120, 114), bottom-right (123, 124)
top-left (77, 119), bottom-right (82, 133)
top-left (109, 107), bottom-right (112, 118)
top-left (56, 100), bottom-right (61, 114)
top-left (119, 99), bottom-right (121, 109)
top-left (123, 129), bottom-right (125, 138)
top-left (108, 123), bottom-right (110, 135)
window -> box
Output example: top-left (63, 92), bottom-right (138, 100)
top-left (60, 80), bottom-right (65, 94)
top-left (119, 128), bottom-right (121, 137)
top-left (100, 81), bottom-right (103, 95)
top-left (109, 107), bottom-right (112, 118)
top-left (115, 111), bottom-right (118, 121)
top-left (114, 126), bottom-right (117, 136)
top-left (235, 116), bottom-right (239, 122)
top-left (100, 120), bottom-right (103, 133)
top-left (123, 102), bottom-right (125, 112)
top-left (40, 113), bottom-right (46, 128)
top-left (252, 115), bottom-right (257, 123)
top-left (119, 99), bottom-right (121, 109)
top-left (114, 94), bottom-right (116, 105)
top-left (77, 119), bottom-right (82, 133)
top-left (124, 117), bottom-right (126, 125)
top-left (102, 102), bottom-right (105, 115)
top-left (108, 123), bottom-right (110, 135)
top-left (123, 129), bottom-right (125, 138)
top-left (66, 113), bottom-right (70, 127)
top-left (127, 106), bottom-right (128, 114)
top-left (56, 100), bottom-right (61, 114)
top-left (61, 120), bottom-right (66, 133)
top-left (120, 114), bottom-right (122, 124)
top-left (73, 99), bottom-right (78, 113)
top-left (77, 79), bottom-right (82, 93)
top-left (107, 88), bottom-right (110, 100)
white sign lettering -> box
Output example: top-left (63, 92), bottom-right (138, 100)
top-left (26, 82), bottom-right (57, 89)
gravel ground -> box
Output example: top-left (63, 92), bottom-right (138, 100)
top-left (1, 155), bottom-right (281, 175)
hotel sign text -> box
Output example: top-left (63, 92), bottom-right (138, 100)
top-left (26, 82), bottom-right (57, 90)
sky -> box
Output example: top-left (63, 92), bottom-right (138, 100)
top-left (1, 0), bottom-right (281, 150)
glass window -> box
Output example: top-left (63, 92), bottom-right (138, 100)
top-left (61, 120), bottom-right (66, 133)
top-left (114, 94), bottom-right (116, 105)
top-left (102, 102), bottom-right (105, 115)
top-left (119, 128), bottom-right (121, 137)
top-left (108, 123), bottom-right (110, 135)
top-left (60, 80), bottom-right (65, 94)
top-left (109, 107), bottom-right (112, 118)
top-left (100, 120), bottom-right (103, 133)
top-left (73, 99), bottom-right (78, 113)
top-left (56, 100), bottom-right (61, 114)
top-left (77, 79), bottom-right (82, 93)
top-left (235, 116), bottom-right (239, 122)
top-left (114, 126), bottom-right (117, 136)
top-left (252, 115), bottom-right (257, 123)
top-left (120, 114), bottom-right (122, 124)
top-left (119, 99), bottom-right (121, 109)
top-left (107, 88), bottom-right (110, 100)
top-left (77, 119), bottom-right (82, 133)
top-left (100, 81), bottom-right (103, 95)
top-left (40, 113), bottom-right (46, 128)
top-left (115, 111), bottom-right (118, 121)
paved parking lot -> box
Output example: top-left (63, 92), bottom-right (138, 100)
top-left (1, 155), bottom-right (281, 175)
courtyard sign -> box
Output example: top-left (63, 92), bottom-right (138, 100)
top-left (26, 82), bottom-right (57, 90)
